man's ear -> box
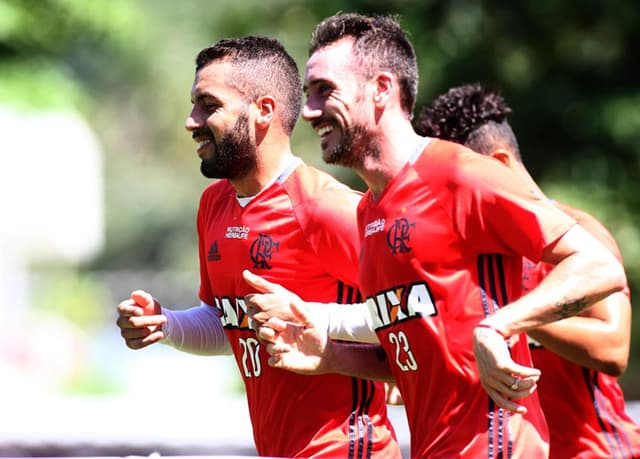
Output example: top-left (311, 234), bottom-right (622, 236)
top-left (490, 149), bottom-right (514, 168)
top-left (373, 72), bottom-right (393, 107)
top-left (255, 96), bottom-right (275, 127)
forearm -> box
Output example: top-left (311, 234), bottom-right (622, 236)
top-left (322, 301), bottom-right (379, 344)
top-left (162, 303), bottom-right (231, 356)
top-left (528, 293), bottom-right (630, 375)
top-left (323, 341), bottom-right (394, 381)
top-left (483, 227), bottom-right (626, 336)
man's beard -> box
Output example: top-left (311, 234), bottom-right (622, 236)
top-left (323, 122), bottom-right (380, 169)
top-left (200, 112), bottom-right (257, 180)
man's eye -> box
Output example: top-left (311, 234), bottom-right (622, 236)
top-left (318, 84), bottom-right (333, 96)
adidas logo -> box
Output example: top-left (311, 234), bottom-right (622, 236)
top-left (207, 241), bottom-right (221, 261)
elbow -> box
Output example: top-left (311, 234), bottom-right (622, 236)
top-left (608, 362), bottom-right (627, 378)
top-left (598, 256), bottom-right (627, 299)
top-left (606, 338), bottom-right (631, 376)
top-left (598, 355), bottom-right (628, 377)
top-left (610, 259), bottom-right (627, 294)
top-left (613, 273), bottom-right (627, 297)
top-left (592, 342), bottom-right (629, 377)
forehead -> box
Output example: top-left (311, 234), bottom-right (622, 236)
top-left (304, 38), bottom-right (359, 88)
top-left (191, 60), bottom-right (242, 99)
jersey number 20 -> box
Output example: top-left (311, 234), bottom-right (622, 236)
top-left (239, 337), bottom-right (262, 377)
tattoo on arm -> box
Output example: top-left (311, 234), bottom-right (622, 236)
top-left (554, 297), bottom-right (589, 320)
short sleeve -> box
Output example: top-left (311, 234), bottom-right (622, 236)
top-left (305, 186), bottom-right (362, 286)
top-left (424, 143), bottom-right (576, 263)
top-left (283, 165), bottom-right (363, 288)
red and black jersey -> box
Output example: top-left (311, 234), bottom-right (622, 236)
top-left (358, 139), bottom-right (576, 458)
top-left (525, 203), bottom-right (640, 459)
top-left (197, 158), bottom-right (400, 458)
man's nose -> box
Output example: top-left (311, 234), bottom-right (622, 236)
top-left (185, 107), bottom-right (202, 131)
top-left (301, 101), bottom-right (322, 122)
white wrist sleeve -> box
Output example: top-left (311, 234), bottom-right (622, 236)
top-left (321, 301), bottom-right (379, 344)
top-left (161, 302), bottom-right (231, 355)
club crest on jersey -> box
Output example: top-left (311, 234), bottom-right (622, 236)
top-left (386, 217), bottom-right (415, 254)
top-left (215, 296), bottom-right (252, 330)
top-left (250, 233), bottom-right (280, 270)
top-left (367, 282), bottom-right (437, 329)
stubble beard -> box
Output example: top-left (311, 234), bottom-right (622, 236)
top-left (323, 122), bottom-right (380, 169)
top-left (200, 112), bottom-right (257, 180)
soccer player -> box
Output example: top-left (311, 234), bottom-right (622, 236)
top-left (415, 82), bottom-right (640, 459)
top-left (115, 36), bottom-right (401, 459)
top-left (242, 13), bottom-right (627, 458)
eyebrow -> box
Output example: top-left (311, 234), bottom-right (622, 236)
top-left (303, 78), bottom-right (330, 95)
top-left (192, 91), bottom-right (222, 104)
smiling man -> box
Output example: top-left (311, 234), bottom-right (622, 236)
top-left (115, 36), bottom-right (401, 459)
top-left (415, 82), bottom-right (640, 459)
top-left (244, 13), bottom-right (627, 459)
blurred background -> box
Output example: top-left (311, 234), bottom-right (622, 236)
top-left (0, 0), bottom-right (638, 457)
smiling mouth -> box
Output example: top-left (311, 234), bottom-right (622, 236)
top-left (196, 139), bottom-right (213, 157)
top-left (316, 125), bottom-right (334, 138)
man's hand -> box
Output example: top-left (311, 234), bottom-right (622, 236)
top-left (243, 270), bottom-right (307, 328)
top-left (252, 294), bottom-right (333, 375)
top-left (385, 382), bottom-right (404, 405)
top-left (116, 290), bottom-right (167, 350)
top-left (473, 326), bottom-right (541, 414)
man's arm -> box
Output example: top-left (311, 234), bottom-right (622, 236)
top-left (116, 290), bottom-right (230, 355)
top-left (243, 270), bottom-right (392, 380)
top-left (473, 224), bottom-right (627, 412)
top-left (528, 291), bottom-right (630, 376)
top-left (162, 304), bottom-right (231, 356)
top-left (244, 270), bottom-right (379, 344)
top-left (244, 270), bottom-right (539, 405)
top-left (255, 298), bottom-right (395, 382)
top-left (480, 225), bottom-right (626, 334)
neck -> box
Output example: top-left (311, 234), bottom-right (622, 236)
top-left (231, 139), bottom-right (294, 197)
top-left (514, 162), bottom-right (546, 199)
top-left (355, 119), bottom-right (423, 198)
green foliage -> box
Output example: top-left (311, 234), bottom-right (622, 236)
top-left (3, 0), bottom-right (639, 397)
top-left (0, 58), bottom-right (83, 110)
top-left (64, 365), bottom-right (122, 396)
top-left (0, 0), bottom-right (149, 109)
top-left (30, 268), bottom-right (109, 328)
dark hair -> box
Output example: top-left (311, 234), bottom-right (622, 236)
top-left (195, 36), bottom-right (302, 135)
top-left (310, 13), bottom-right (418, 116)
top-left (415, 83), bottom-right (521, 159)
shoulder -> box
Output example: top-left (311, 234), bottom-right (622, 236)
top-left (417, 138), bottom-right (476, 166)
top-left (554, 202), bottom-right (623, 260)
top-left (413, 139), bottom-right (514, 200)
top-left (282, 163), bottom-right (362, 211)
top-left (281, 163), bottom-right (362, 233)
top-left (415, 138), bottom-right (496, 183)
top-left (198, 179), bottom-right (234, 210)
top-left (201, 179), bottom-right (231, 196)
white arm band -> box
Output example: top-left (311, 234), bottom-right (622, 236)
top-left (322, 301), bottom-right (379, 344)
top-left (161, 302), bottom-right (231, 355)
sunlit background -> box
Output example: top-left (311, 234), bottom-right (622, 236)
top-left (1, 0), bottom-right (638, 456)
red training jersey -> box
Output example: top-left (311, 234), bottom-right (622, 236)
top-left (197, 158), bottom-right (400, 458)
top-left (358, 139), bottom-right (576, 458)
top-left (524, 202), bottom-right (640, 459)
